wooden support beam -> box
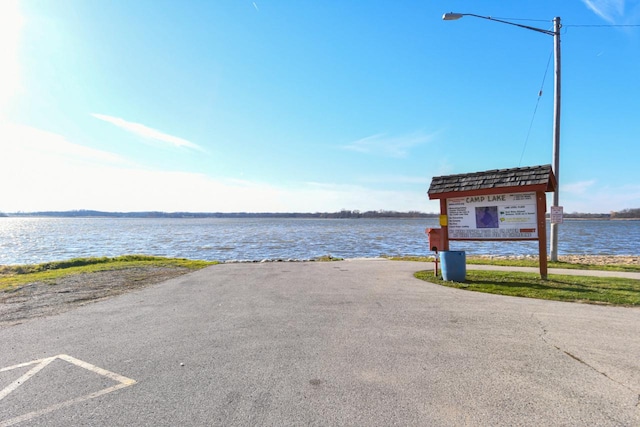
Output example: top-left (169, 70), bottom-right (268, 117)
top-left (439, 199), bottom-right (450, 251)
top-left (537, 191), bottom-right (548, 279)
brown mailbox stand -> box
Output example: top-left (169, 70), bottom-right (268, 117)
top-left (427, 227), bottom-right (443, 252)
top-left (427, 165), bottom-right (557, 279)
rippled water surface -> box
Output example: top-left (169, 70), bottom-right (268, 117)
top-left (1, 217), bottom-right (639, 265)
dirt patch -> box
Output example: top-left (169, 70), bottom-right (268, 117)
top-left (0, 267), bottom-right (192, 327)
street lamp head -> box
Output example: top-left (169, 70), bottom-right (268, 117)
top-left (442, 12), bottom-right (464, 21)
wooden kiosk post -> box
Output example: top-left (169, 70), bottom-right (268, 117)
top-left (428, 165), bottom-right (557, 279)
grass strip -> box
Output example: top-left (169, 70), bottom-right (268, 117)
top-left (414, 269), bottom-right (640, 306)
top-left (0, 255), bottom-right (217, 291)
top-left (388, 256), bottom-right (640, 273)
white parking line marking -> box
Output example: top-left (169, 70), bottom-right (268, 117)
top-left (0, 354), bottom-right (136, 427)
top-left (56, 354), bottom-right (136, 386)
top-left (0, 357), bottom-right (55, 373)
top-left (0, 356), bottom-right (56, 401)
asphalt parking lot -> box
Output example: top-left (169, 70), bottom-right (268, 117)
top-left (1, 259), bottom-right (639, 426)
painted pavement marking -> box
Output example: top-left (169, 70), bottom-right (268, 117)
top-left (0, 354), bottom-right (136, 427)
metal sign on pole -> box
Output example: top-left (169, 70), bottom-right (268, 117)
top-left (550, 206), bottom-right (564, 224)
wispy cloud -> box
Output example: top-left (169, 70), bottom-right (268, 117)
top-left (558, 183), bottom-right (640, 213)
top-left (582, 0), bottom-right (626, 23)
top-left (92, 113), bottom-right (204, 152)
top-left (357, 174), bottom-right (431, 185)
top-left (0, 122), bottom-right (436, 213)
top-left (253, 2), bottom-right (259, 12)
top-left (562, 179), bottom-right (596, 194)
top-left (3, 126), bottom-right (636, 213)
top-left (0, 122), bottom-right (131, 166)
top-left (341, 131), bottom-right (436, 158)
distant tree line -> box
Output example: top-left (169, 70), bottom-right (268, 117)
top-left (545, 209), bottom-right (640, 219)
top-left (1, 209), bottom-right (438, 219)
top-left (321, 210), bottom-right (433, 219)
top-left (3, 208), bottom-right (640, 219)
top-left (559, 212), bottom-right (610, 219)
top-left (610, 208), bottom-right (640, 219)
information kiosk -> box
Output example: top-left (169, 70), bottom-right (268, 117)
top-left (428, 165), bottom-right (557, 279)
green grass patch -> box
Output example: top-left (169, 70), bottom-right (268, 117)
top-left (414, 269), bottom-right (640, 306)
top-left (0, 255), bottom-right (217, 291)
top-left (387, 255), bottom-right (640, 273)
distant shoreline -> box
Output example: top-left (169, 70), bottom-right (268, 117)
top-left (2, 210), bottom-right (636, 220)
top-left (1, 210), bottom-right (434, 219)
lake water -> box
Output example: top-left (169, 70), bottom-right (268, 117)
top-left (0, 217), bottom-right (639, 265)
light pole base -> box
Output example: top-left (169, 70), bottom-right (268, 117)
top-left (550, 222), bottom-right (559, 262)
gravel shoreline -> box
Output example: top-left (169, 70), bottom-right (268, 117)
top-left (470, 255), bottom-right (640, 266)
top-left (222, 255), bottom-right (640, 266)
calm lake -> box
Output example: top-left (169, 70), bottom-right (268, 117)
top-left (1, 217), bottom-right (639, 265)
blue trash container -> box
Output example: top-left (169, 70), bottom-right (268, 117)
top-left (440, 251), bottom-right (466, 282)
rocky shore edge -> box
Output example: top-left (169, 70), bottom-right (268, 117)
top-left (221, 255), bottom-right (640, 266)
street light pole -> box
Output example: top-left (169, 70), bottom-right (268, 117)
top-left (550, 17), bottom-right (561, 262)
top-left (442, 12), bottom-right (562, 261)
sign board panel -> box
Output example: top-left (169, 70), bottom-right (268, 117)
top-left (447, 192), bottom-right (538, 239)
top-left (550, 206), bottom-right (563, 224)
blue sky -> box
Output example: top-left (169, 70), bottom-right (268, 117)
top-left (1, 0), bottom-right (639, 213)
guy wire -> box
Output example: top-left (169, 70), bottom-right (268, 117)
top-left (519, 50), bottom-right (553, 166)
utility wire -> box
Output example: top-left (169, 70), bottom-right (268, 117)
top-left (565, 24), bottom-right (640, 27)
top-left (491, 16), bottom-right (550, 23)
top-left (467, 17), bottom-right (637, 166)
top-left (519, 51), bottom-right (553, 167)
top-left (488, 18), bottom-right (640, 28)
top-left (486, 16), bottom-right (554, 33)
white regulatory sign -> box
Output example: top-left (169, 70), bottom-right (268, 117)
top-left (550, 206), bottom-right (564, 224)
top-left (446, 192), bottom-right (538, 240)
